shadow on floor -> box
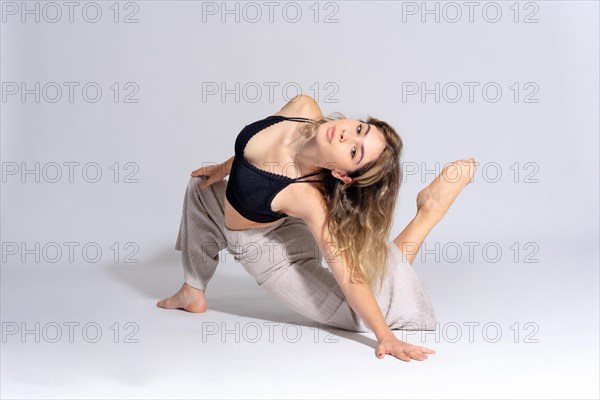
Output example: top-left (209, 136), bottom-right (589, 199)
top-left (105, 246), bottom-right (378, 349)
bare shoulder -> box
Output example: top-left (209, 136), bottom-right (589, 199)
top-left (273, 95), bottom-right (323, 121)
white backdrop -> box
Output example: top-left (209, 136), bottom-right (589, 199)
top-left (1, 1), bottom-right (598, 398)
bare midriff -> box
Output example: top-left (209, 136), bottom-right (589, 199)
top-left (223, 195), bottom-right (283, 231)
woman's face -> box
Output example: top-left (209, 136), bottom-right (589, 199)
top-left (317, 119), bottom-right (386, 183)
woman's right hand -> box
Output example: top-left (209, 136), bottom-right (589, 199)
top-left (191, 163), bottom-right (228, 189)
top-left (375, 335), bottom-right (436, 362)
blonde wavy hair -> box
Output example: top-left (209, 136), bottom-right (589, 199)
top-left (299, 112), bottom-right (403, 294)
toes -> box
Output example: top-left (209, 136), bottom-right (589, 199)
top-left (157, 293), bottom-right (207, 313)
top-left (157, 296), bottom-right (178, 309)
top-left (157, 299), bottom-right (169, 308)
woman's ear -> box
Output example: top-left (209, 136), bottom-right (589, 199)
top-left (331, 169), bottom-right (353, 184)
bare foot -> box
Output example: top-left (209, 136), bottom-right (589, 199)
top-left (416, 158), bottom-right (477, 223)
top-left (156, 283), bottom-right (208, 313)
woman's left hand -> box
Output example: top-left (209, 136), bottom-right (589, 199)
top-left (191, 163), bottom-right (228, 189)
top-left (376, 335), bottom-right (436, 361)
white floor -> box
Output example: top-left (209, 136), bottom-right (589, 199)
top-left (1, 239), bottom-right (598, 399)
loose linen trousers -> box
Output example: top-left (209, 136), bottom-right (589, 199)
top-left (175, 176), bottom-right (437, 332)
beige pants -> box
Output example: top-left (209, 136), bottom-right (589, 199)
top-left (175, 176), bottom-right (437, 332)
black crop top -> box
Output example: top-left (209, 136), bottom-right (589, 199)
top-left (225, 115), bottom-right (325, 223)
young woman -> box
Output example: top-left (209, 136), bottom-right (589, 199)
top-left (158, 95), bottom-right (477, 362)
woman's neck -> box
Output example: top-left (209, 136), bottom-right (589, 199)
top-left (283, 125), bottom-right (323, 176)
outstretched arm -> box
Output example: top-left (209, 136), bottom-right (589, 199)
top-left (284, 186), bottom-right (435, 362)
